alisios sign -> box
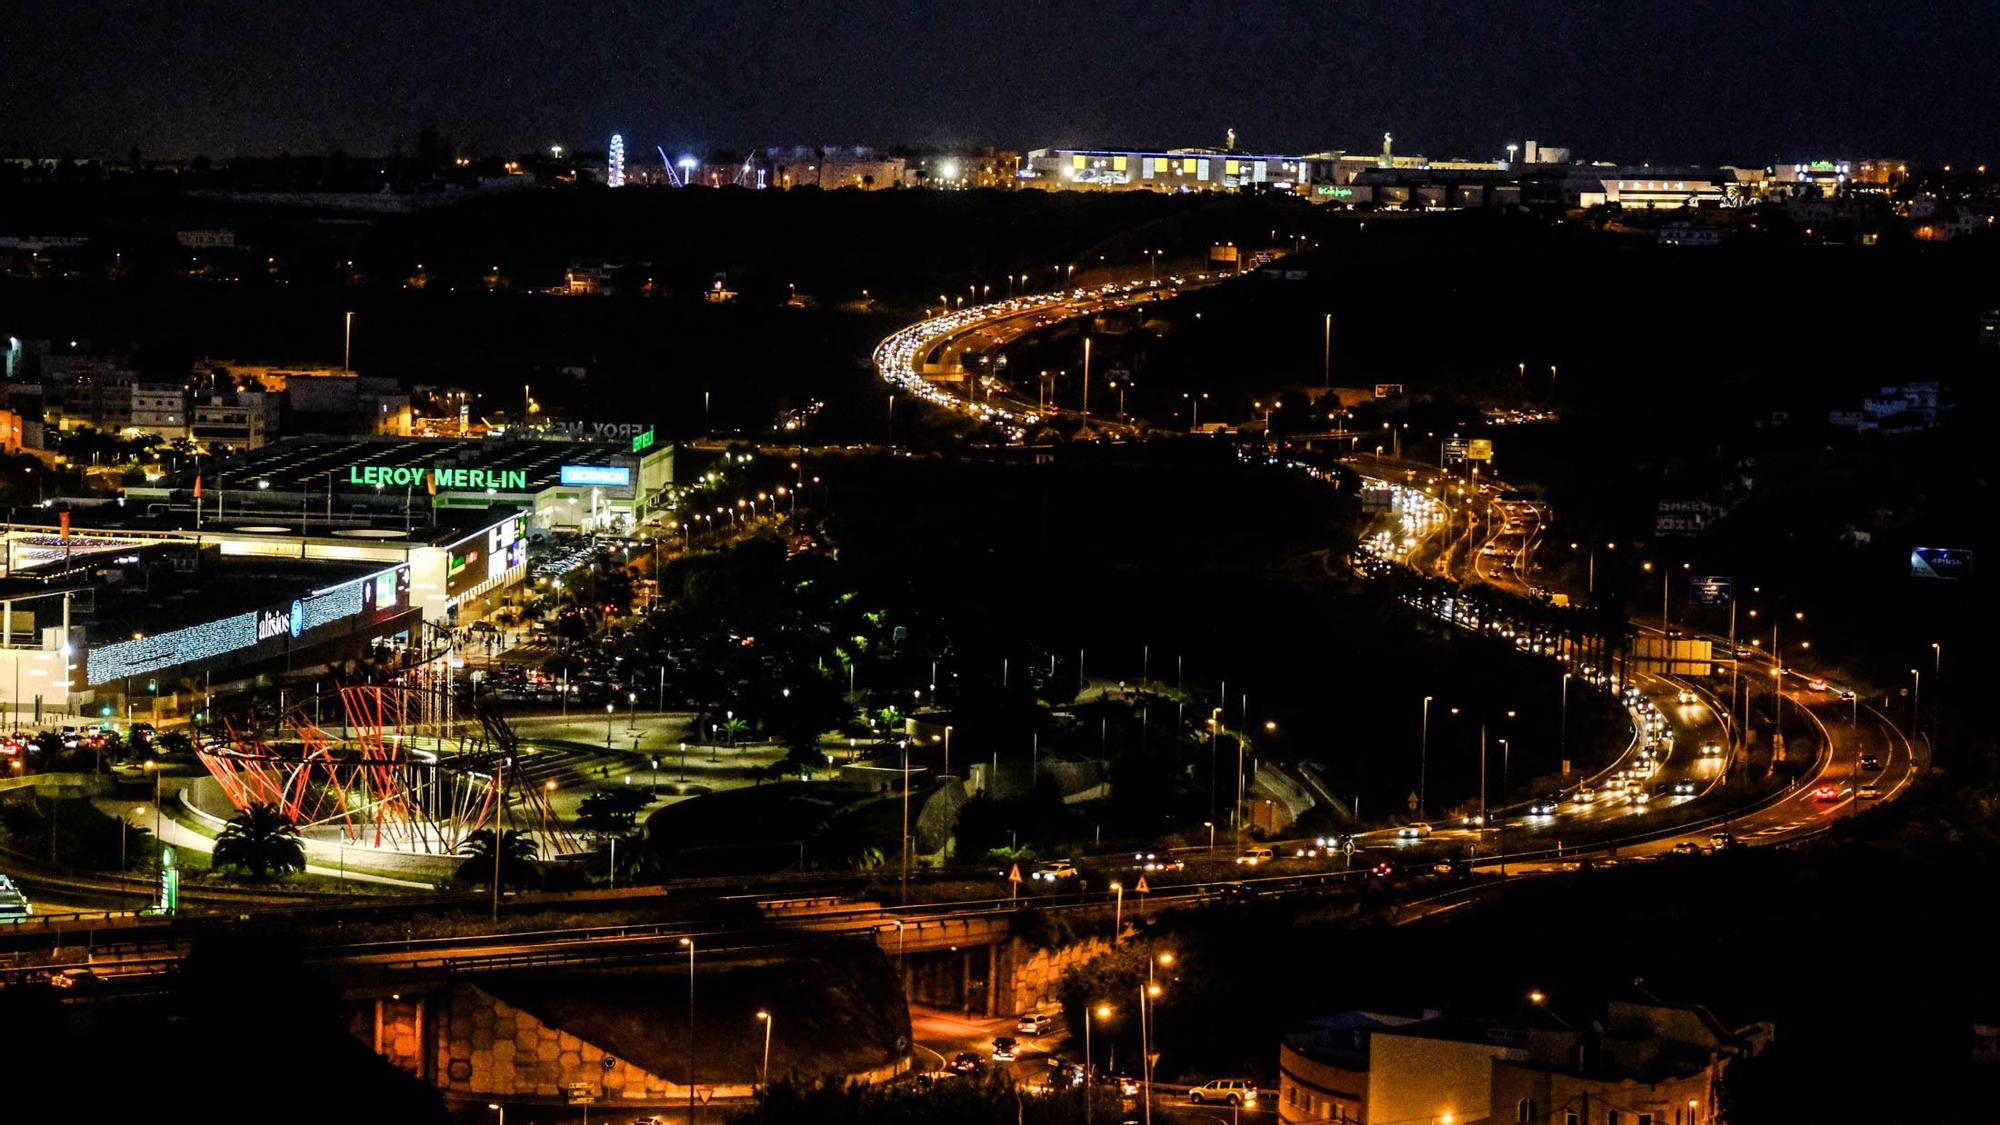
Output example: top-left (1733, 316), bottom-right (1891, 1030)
top-left (347, 464), bottom-right (530, 490)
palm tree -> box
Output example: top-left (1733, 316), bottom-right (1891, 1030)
top-left (455, 828), bottom-right (541, 891)
top-left (212, 803), bottom-right (307, 882)
top-left (722, 716), bottom-right (749, 746)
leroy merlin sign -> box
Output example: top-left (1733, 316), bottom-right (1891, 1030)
top-left (347, 464), bottom-right (530, 490)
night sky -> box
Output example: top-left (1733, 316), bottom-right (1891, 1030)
top-left (9, 0), bottom-right (2000, 165)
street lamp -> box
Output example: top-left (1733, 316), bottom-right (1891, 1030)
top-left (755, 1010), bottom-right (773, 1090)
top-left (679, 938), bottom-right (696, 1124)
top-left (605, 702), bottom-right (615, 748)
top-left (1419, 695), bottom-right (1433, 820)
top-left (1084, 1002), bottom-right (1113, 1125)
top-left (1109, 881), bottom-right (1123, 944)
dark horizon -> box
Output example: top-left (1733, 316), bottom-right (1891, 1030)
top-left (8, 0), bottom-right (2000, 167)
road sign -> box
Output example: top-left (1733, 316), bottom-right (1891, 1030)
top-left (603, 1056), bottom-right (617, 1071)
top-left (1689, 575), bottom-right (1733, 607)
top-left (1343, 838), bottom-right (1356, 857)
top-left (1911, 546), bottom-right (1973, 580)
top-left (1465, 438), bottom-right (1494, 461)
top-left (1407, 791), bottom-right (1419, 813)
top-left (1134, 875), bottom-right (1150, 895)
top-left (1007, 863), bottom-right (1022, 884)
top-left (1442, 437), bottom-right (1469, 464)
top-left (696, 1085), bottom-right (716, 1105)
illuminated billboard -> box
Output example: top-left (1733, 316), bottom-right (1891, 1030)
top-left (84, 563), bottom-right (413, 685)
top-left (1911, 547), bottom-right (1973, 580)
top-left (560, 464), bottom-right (633, 487)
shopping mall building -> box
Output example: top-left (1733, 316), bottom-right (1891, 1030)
top-left (0, 432), bottom-right (675, 725)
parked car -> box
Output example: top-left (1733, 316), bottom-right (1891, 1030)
top-left (1187, 1080), bottom-right (1258, 1106)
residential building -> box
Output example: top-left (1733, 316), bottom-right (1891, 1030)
top-left (129, 382), bottom-right (190, 437)
top-left (197, 361), bottom-right (413, 436)
top-left (1279, 1011), bottom-right (1417, 1125)
top-left (765, 146), bottom-right (905, 190)
top-left (190, 391), bottom-right (280, 451)
top-left (1282, 991), bottom-right (1768, 1125)
top-left (1487, 996), bottom-right (1769, 1125)
top-left (1573, 168), bottom-right (1735, 210)
top-left (1657, 223), bottom-right (1724, 247)
top-left (175, 228), bottom-right (237, 249)
top-left (1020, 147), bottom-right (1318, 193)
top-left (1367, 1014), bottom-right (1534, 1125)
top-left (899, 148), bottom-right (1022, 189)
top-left (1829, 381), bottom-right (1947, 434)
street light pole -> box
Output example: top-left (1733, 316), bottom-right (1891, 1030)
top-left (1085, 1003), bottom-right (1111, 1125)
top-left (1559, 674), bottom-right (1570, 770)
top-left (755, 1010), bottom-right (773, 1091)
top-left (1322, 313), bottom-right (1332, 389)
top-left (900, 739), bottom-right (912, 904)
top-left (1419, 695), bottom-right (1432, 820)
top-left (1081, 336), bottom-right (1092, 425)
top-left (680, 937), bottom-right (696, 1124)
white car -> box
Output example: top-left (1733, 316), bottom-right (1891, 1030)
top-left (1031, 860), bottom-right (1078, 882)
top-left (1188, 1079), bottom-right (1258, 1106)
top-left (1234, 846), bottom-right (1275, 866)
top-left (1397, 822), bottom-right (1432, 839)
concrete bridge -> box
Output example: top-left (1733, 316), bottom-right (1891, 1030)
top-left (756, 895), bottom-right (1113, 1018)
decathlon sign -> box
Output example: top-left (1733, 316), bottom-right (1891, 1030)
top-left (346, 464), bottom-right (530, 490)
top-left (559, 464), bottom-right (633, 487)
